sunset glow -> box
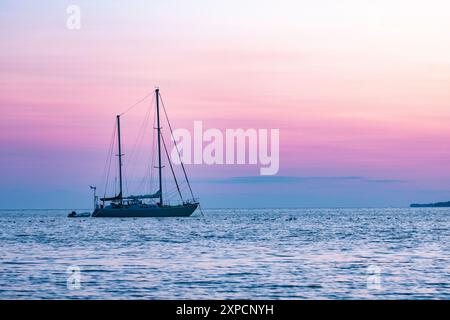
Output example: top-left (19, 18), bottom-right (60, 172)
top-left (1, 0), bottom-right (450, 207)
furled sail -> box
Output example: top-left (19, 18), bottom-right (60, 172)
top-left (125, 190), bottom-right (161, 200)
top-left (100, 192), bottom-right (122, 202)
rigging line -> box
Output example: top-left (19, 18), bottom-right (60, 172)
top-left (137, 108), bottom-right (156, 195)
top-left (125, 94), bottom-right (154, 171)
top-left (119, 91), bottom-right (153, 116)
top-left (125, 96), bottom-right (154, 194)
top-left (165, 183), bottom-right (184, 197)
top-left (137, 119), bottom-right (155, 194)
top-left (149, 96), bottom-right (157, 195)
top-left (100, 123), bottom-right (114, 194)
top-left (164, 189), bottom-right (178, 201)
top-left (198, 203), bottom-right (206, 219)
top-left (159, 94), bottom-right (196, 200)
top-left (103, 121), bottom-right (117, 198)
top-left (161, 131), bottom-right (184, 202)
top-left (123, 168), bottom-right (129, 198)
top-left (149, 104), bottom-right (157, 193)
top-left (132, 108), bottom-right (153, 194)
top-left (137, 163), bottom-right (151, 194)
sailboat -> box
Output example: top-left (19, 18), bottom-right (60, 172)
top-left (91, 88), bottom-right (199, 217)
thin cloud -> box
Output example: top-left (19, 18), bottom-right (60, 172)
top-left (202, 176), bottom-right (406, 184)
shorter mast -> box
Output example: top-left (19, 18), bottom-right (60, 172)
top-left (117, 115), bottom-right (124, 205)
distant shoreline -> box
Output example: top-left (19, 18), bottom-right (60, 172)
top-left (2, 206), bottom-right (450, 210)
top-left (410, 201), bottom-right (450, 208)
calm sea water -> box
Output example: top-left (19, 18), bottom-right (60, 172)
top-left (0, 208), bottom-right (449, 299)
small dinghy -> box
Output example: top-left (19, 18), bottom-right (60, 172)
top-left (68, 211), bottom-right (91, 218)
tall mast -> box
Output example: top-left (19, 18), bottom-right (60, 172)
top-left (155, 88), bottom-right (163, 206)
top-left (116, 115), bottom-right (123, 205)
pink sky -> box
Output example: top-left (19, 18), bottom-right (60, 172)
top-left (1, 0), bottom-right (450, 208)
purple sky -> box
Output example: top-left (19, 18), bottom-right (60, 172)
top-left (1, 1), bottom-right (450, 208)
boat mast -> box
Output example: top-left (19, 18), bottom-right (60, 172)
top-left (155, 88), bottom-right (163, 206)
top-left (116, 115), bottom-right (124, 205)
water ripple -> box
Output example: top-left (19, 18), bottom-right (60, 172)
top-left (0, 208), bottom-right (449, 299)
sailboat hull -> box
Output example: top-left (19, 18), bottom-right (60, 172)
top-left (92, 203), bottom-right (198, 218)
